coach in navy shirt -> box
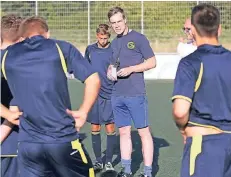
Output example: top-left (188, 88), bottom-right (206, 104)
top-left (1, 16), bottom-right (100, 177)
top-left (172, 4), bottom-right (231, 177)
top-left (84, 24), bottom-right (116, 172)
top-left (107, 7), bottom-right (156, 177)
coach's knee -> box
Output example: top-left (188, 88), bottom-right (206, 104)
top-left (119, 126), bottom-right (131, 138)
top-left (138, 127), bottom-right (152, 138)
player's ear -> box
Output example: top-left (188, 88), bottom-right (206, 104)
top-left (124, 18), bottom-right (127, 24)
top-left (190, 25), bottom-right (197, 42)
top-left (46, 31), bottom-right (50, 39)
top-left (218, 24), bottom-right (222, 37)
top-left (18, 37), bottom-right (25, 43)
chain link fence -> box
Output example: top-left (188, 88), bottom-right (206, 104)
top-left (1, 1), bottom-right (231, 53)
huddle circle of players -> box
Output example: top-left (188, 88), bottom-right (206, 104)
top-left (1, 4), bottom-right (231, 177)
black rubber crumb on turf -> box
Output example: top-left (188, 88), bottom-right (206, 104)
top-left (100, 171), bottom-right (117, 177)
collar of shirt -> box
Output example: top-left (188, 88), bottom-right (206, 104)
top-left (24, 35), bottom-right (46, 43)
top-left (197, 44), bottom-right (224, 54)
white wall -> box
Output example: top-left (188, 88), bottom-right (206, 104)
top-left (144, 54), bottom-right (181, 80)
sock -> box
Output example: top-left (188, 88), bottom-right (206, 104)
top-left (144, 165), bottom-right (152, 176)
top-left (121, 159), bottom-right (132, 174)
top-left (92, 131), bottom-right (102, 163)
top-left (105, 132), bottom-right (116, 163)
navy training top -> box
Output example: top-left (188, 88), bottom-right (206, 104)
top-left (172, 44), bottom-right (231, 131)
top-left (1, 35), bottom-right (96, 143)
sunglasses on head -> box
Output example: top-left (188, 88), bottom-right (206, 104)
top-left (182, 27), bottom-right (191, 32)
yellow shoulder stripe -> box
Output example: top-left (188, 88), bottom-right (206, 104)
top-left (55, 43), bottom-right (67, 76)
top-left (194, 62), bottom-right (203, 92)
top-left (1, 50), bottom-right (8, 80)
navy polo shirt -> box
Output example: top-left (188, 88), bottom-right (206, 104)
top-left (85, 43), bottom-right (113, 100)
top-left (172, 44), bottom-right (231, 131)
top-left (1, 35), bottom-right (96, 143)
top-left (111, 30), bottom-right (155, 96)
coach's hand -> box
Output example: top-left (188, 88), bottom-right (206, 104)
top-left (66, 109), bottom-right (87, 130)
top-left (7, 111), bottom-right (23, 125)
top-left (117, 66), bottom-right (133, 77)
top-left (107, 65), bottom-right (117, 81)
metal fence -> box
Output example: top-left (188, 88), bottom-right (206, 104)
top-left (1, 1), bottom-right (231, 53)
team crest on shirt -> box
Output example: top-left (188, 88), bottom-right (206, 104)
top-left (127, 41), bottom-right (135, 49)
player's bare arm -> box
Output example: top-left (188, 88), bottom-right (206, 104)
top-left (117, 56), bottom-right (156, 77)
top-left (1, 104), bottom-right (22, 125)
top-left (0, 105), bottom-right (20, 143)
top-left (67, 72), bottom-right (101, 129)
top-left (0, 120), bottom-right (13, 144)
top-left (172, 98), bottom-right (190, 130)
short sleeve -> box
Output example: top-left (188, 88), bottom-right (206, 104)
top-left (84, 46), bottom-right (91, 63)
top-left (172, 58), bottom-right (199, 103)
top-left (138, 35), bottom-right (155, 59)
top-left (10, 98), bottom-right (18, 106)
top-left (66, 44), bottom-right (96, 82)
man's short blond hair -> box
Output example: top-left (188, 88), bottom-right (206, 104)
top-left (19, 16), bottom-right (49, 38)
top-left (1, 14), bottom-right (23, 43)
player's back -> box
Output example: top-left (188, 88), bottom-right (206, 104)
top-left (2, 35), bottom-right (78, 143)
top-left (190, 44), bottom-right (231, 130)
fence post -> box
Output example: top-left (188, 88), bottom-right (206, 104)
top-left (141, 0), bottom-right (144, 34)
top-left (88, 0), bottom-right (90, 45)
top-left (35, 0), bottom-right (38, 15)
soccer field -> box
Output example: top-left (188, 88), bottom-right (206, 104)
top-left (68, 79), bottom-right (183, 177)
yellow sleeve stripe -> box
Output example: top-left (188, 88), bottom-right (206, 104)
top-left (0, 154), bottom-right (17, 157)
top-left (172, 95), bottom-right (192, 103)
top-left (1, 50), bottom-right (8, 80)
top-left (55, 43), bottom-right (67, 76)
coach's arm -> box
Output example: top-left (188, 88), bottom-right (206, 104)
top-left (117, 56), bottom-right (156, 77)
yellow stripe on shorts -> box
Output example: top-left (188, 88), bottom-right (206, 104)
top-left (71, 139), bottom-right (88, 164)
top-left (190, 135), bottom-right (202, 176)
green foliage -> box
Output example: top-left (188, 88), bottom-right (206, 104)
top-left (1, 1), bottom-right (231, 52)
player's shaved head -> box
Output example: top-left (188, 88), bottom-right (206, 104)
top-left (1, 14), bottom-right (23, 43)
top-left (191, 4), bottom-right (220, 37)
top-left (19, 16), bottom-right (49, 38)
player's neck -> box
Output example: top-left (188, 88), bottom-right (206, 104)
top-left (196, 37), bottom-right (219, 47)
top-left (97, 42), bottom-right (110, 49)
top-left (0, 42), bottom-right (13, 50)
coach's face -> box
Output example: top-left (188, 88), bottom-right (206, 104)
top-left (110, 12), bottom-right (127, 35)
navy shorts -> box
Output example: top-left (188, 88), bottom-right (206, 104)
top-left (111, 95), bottom-right (149, 129)
top-left (181, 133), bottom-right (231, 177)
top-left (18, 139), bottom-right (94, 177)
top-left (1, 157), bottom-right (18, 177)
top-left (87, 97), bottom-right (114, 125)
